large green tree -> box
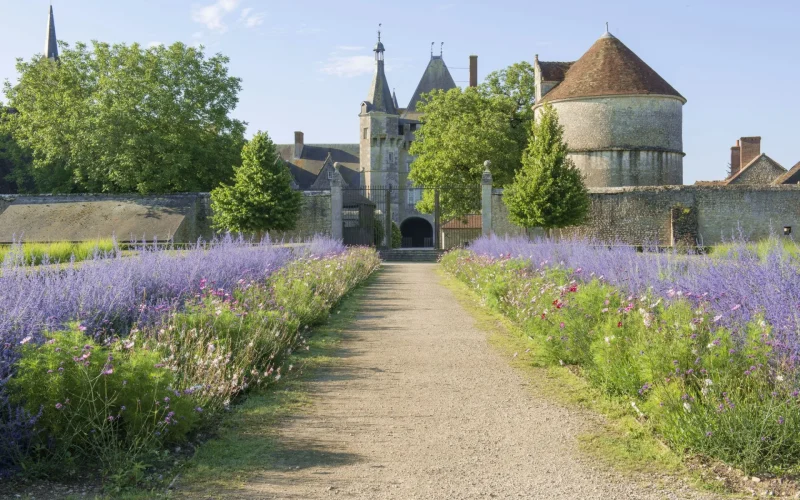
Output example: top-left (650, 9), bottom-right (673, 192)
top-left (503, 103), bottom-right (589, 232)
top-left (408, 62), bottom-right (535, 219)
top-left (211, 131), bottom-right (302, 234)
top-left (2, 41), bottom-right (245, 193)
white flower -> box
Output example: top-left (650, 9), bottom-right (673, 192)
top-left (776, 375), bottom-right (785, 382)
top-left (19, 336), bottom-right (32, 345)
top-left (704, 378), bottom-right (713, 386)
top-left (683, 402), bottom-right (692, 413)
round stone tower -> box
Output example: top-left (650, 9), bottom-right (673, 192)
top-left (534, 31), bottom-right (685, 187)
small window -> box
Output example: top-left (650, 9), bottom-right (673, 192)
top-left (327, 169), bottom-right (334, 180)
top-left (363, 127), bottom-right (368, 139)
top-left (398, 125), bottom-right (404, 135)
top-left (410, 123), bottom-right (417, 131)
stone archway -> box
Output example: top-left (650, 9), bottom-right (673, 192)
top-left (400, 217), bottom-right (433, 248)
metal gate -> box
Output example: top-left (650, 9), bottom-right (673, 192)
top-left (341, 185), bottom-right (482, 250)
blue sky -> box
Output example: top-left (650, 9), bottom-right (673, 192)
top-left (0, 0), bottom-right (798, 183)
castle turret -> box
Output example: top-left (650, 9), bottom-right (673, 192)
top-left (359, 30), bottom-right (401, 189)
top-left (44, 5), bottom-right (58, 61)
top-left (535, 31), bottom-right (685, 187)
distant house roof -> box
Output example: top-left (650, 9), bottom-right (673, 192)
top-left (540, 32), bottom-right (684, 103)
top-left (405, 55), bottom-right (457, 114)
top-left (773, 161), bottom-right (800, 185)
top-left (276, 144), bottom-right (360, 190)
top-left (539, 61), bottom-right (573, 81)
top-left (441, 214), bottom-right (482, 230)
top-left (725, 153), bottom-right (786, 185)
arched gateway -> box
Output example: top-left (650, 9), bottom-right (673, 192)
top-left (400, 217), bottom-right (433, 248)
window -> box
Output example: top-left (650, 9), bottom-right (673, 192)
top-left (363, 127), bottom-right (368, 139)
top-left (327, 169), bottom-right (334, 180)
top-left (410, 123), bottom-right (417, 131)
top-left (407, 188), bottom-right (423, 205)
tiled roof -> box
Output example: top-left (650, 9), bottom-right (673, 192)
top-left (773, 161), bottom-right (800, 185)
top-left (405, 56), bottom-right (457, 113)
top-left (539, 61), bottom-right (573, 81)
top-left (541, 33), bottom-right (683, 103)
top-left (276, 144), bottom-right (360, 190)
top-left (442, 214), bottom-right (482, 230)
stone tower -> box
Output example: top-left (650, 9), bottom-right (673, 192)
top-left (44, 5), bottom-right (58, 61)
top-left (359, 31), bottom-right (402, 189)
top-left (534, 31), bottom-right (685, 187)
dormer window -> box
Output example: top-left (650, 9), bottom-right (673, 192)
top-left (327, 169), bottom-right (334, 180)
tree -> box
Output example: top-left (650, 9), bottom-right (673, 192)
top-left (211, 131), bottom-right (302, 234)
top-left (408, 62), bottom-right (535, 219)
top-left (408, 87), bottom-right (520, 220)
top-left (503, 103), bottom-right (589, 232)
top-left (2, 41), bottom-right (245, 193)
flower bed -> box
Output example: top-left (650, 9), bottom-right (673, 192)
top-left (0, 236), bottom-right (379, 482)
top-left (443, 236), bottom-right (800, 474)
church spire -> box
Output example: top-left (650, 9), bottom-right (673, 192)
top-left (44, 5), bottom-right (58, 61)
top-left (365, 26), bottom-right (397, 115)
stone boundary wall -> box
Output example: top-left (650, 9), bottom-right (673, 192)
top-left (491, 185), bottom-right (800, 246)
top-left (0, 191), bottom-right (331, 243)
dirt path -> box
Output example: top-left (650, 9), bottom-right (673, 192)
top-left (208, 263), bottom-right (717, 499)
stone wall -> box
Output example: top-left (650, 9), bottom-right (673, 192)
top-left (491, 185), bottom-right (800, 246)
top-left (0, 191), bottom-right (331, 243)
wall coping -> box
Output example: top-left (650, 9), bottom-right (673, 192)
top-left (493, 185), bottom-right (800, 196)
top-left (0, 190), bottom-right (331, 202)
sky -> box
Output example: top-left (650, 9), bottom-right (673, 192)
top-left (0, 0), bottom-right (798, 184)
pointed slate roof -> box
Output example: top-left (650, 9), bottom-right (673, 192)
top-left (365, 41), bottom-right (397, 114)
top-left (541, 32), bottom-right (683, 103)
top-left (405, 55), bottom-right (457, 113)
top-left (44, 5), bottom-right (58, 61)
top-left (773, 161), bottom-right (800, 185)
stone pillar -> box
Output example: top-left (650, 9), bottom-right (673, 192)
top-left (384, 186), bottom-right (392, 248)
top-left (331, 163), bottom-right (344, 241)
top-left (481, 161), bottom-right (493, 237)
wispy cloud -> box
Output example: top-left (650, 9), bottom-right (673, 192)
top-left (240, 8), bottom-right (266, 28)
top-left (191, 0), bottom-right (240, 33)
top-left (320, 55), bottom-right (374, 78)
top-left (336, 45), bottom-right (365, 52)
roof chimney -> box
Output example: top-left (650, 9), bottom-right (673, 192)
top-left (730, 140), bottom-right (741, 177)
top-left (294, 131), bottom-right (304, 159)
top-left (739, 136), bottom-right (761, 170)
top-left (469, 55), bottom-right (478, 87)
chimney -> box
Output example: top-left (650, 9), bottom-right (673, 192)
top-left (730, 140), bottom-right (741, 177)
top-left (739, 136), bottom-right (761, 170)
top-left (469, 55), bottom-right (478, 87)
top-left (294, 131), bottom-right (304, 159)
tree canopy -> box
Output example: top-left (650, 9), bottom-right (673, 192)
top-left (503, 103), bottom-right (589, 231)
top-left (408, 62), bottom-right (535, 219)
top-left (1, 41), bottom-right (245, 193)
top-left (211, 131), bottom-right (302, 234)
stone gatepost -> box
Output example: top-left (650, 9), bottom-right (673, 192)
top-left (331, 163), bottom-right (344, 241)
top-left (481, 160), bottom-right (493, 237)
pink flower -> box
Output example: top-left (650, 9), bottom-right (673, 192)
top-left (55, 403), bottom-right (63, 410)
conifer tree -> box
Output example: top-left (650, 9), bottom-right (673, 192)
top-left (211, 131), bottom-right (302, 233)
top-left (504, 103), bottom-right (589, 232)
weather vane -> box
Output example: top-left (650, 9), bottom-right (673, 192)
top-left (605, 21), bottom-right (609, 32)
top-left (440, 42), bottom-right (444, 57)
top-left (378, 23), bottom-right (382, 42)
top-left (430, 42), bottom-right (434, 57)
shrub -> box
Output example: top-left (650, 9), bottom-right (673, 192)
top-left (443, 237), bottom-right (800, 473)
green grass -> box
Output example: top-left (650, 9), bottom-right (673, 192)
top-left (436, 269), bottom-right (732, 496)
top-left (709, 236), bottom-right (800, 260)
top-left (0, 239), bottom-right (117, 266)
top-left (119, 271), bottom-right (378, 499)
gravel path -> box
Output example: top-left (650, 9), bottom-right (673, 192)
top-left (223, 263), bottom-right (719, 499)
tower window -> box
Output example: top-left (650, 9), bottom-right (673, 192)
top-left (363, 127), bottom-right (368, 139)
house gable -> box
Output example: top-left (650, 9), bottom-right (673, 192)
top-left (726, 154), bottom-right (786, 185)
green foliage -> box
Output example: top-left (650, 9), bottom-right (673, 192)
top-left (2, 41), bottom-right (245, 193)
top-left (391, 221), bottom-right (401, 249)
top-left (409, 87), bottom-right (522, 220)
top-left (504, 103), bottom-right (590, 230)
top-left (442, 251), bottom-right (800, 474)
top-left (480, 61), bottom-right (536, 147)
top-left (0, 108), bottom-right (33, 194)
top-left (210, 131), bottom-right (302, 234)
top-left (0, 239), bottom-right (116, 266)
top-left (9, 327), bottom-right (198, 478)
top-left (375, 218), bottom-right (401, 248)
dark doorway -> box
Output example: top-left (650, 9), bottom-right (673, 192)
top-left (400, 217), bottom-right (433, 248)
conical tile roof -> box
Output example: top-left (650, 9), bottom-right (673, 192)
top-left (541, 32), bottom-right (683, 103)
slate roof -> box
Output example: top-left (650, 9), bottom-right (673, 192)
top-left (45, 5), bottom-right (58, 60)
top-left (405, 56), bottom-right (457, 114)
top-left (541, 32), bottom-right (684, 103)
top-left (366, 59), bottom-right (397, 114)
top-left (539, 61), bottom-right (573, 81)
top-left (276, 144), bottom-right (361, 190)
top-left (773, 161), bottom-right (800, 185)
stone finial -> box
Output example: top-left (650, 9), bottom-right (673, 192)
top-left (482, 160), bottom-right (492, 185)
top-left (332, 162), bottom-right (344, 187)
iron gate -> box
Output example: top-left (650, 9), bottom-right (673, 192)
top-left (341, 185), bottom-right (482, 250)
